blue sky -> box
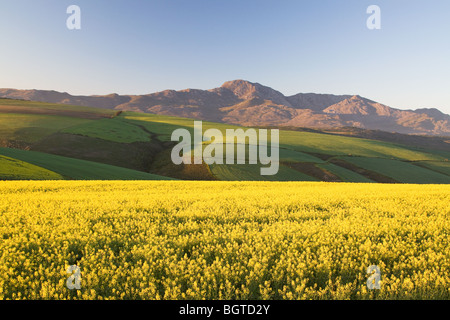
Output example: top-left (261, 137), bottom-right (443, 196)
top-left (0, 0), bottom-right (449, 113)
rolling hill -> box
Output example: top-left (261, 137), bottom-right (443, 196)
top-left (0, 98), bottom-right (449, 183)
top-left (1, 80), bottom-right (449, 136)
top-left (0, 148), bottom-right (172, 180)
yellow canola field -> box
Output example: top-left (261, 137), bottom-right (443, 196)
top-left (0, 181), bottom-right (449, 300)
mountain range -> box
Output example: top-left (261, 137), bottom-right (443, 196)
top-left (1, 80), bottom-right (449, 136)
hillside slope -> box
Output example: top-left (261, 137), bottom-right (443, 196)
top-left (0, 148), bottom-right (172, 180)
top-left (0, 98), bottom-right (449, 183)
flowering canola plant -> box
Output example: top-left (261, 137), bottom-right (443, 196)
top-left (0, 181), bottom-right (449, 300)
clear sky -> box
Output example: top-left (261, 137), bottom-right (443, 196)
top-left (0, 0), bottom-right (449, 113)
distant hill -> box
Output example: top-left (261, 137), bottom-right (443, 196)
top-left (1, 80), bottom-right (449, 136)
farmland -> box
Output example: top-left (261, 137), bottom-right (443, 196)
top-left (0, 98), bottom-right (450, 183)
top-left (0, 181), bottom-right (449, 300)
top-left (0, 148), bottom-right (171, 180)
top-left (0, 155), bottom-right (64, 180)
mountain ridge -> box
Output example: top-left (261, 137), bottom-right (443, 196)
top-left (1, 80), bottom-right (449, 136)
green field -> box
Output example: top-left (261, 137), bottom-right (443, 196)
top-left (340, 157), bottom-right (450, 184)
top-left (0, 113), bottom-right (93, 143)
top-left (209, 163), bottom-right (319, 181)
top-left (0, 148), bottom-right (172, 180)
top-left (0, 155), bottom-right (64, 180)
top-left (416, 161), bottom-right (450, 176)
top-left (0, 98), bottom-right (449, 183)
top-left (278, 131), bottom-right (446, 161)
top-left (316, 163), bottom-right (374, 183)
top-left (62, 118), bottom-right (151, 143)
top-left (123, 112), bottom-right (441, 161)
top-left (122, 112), bottom-right (245, 141)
